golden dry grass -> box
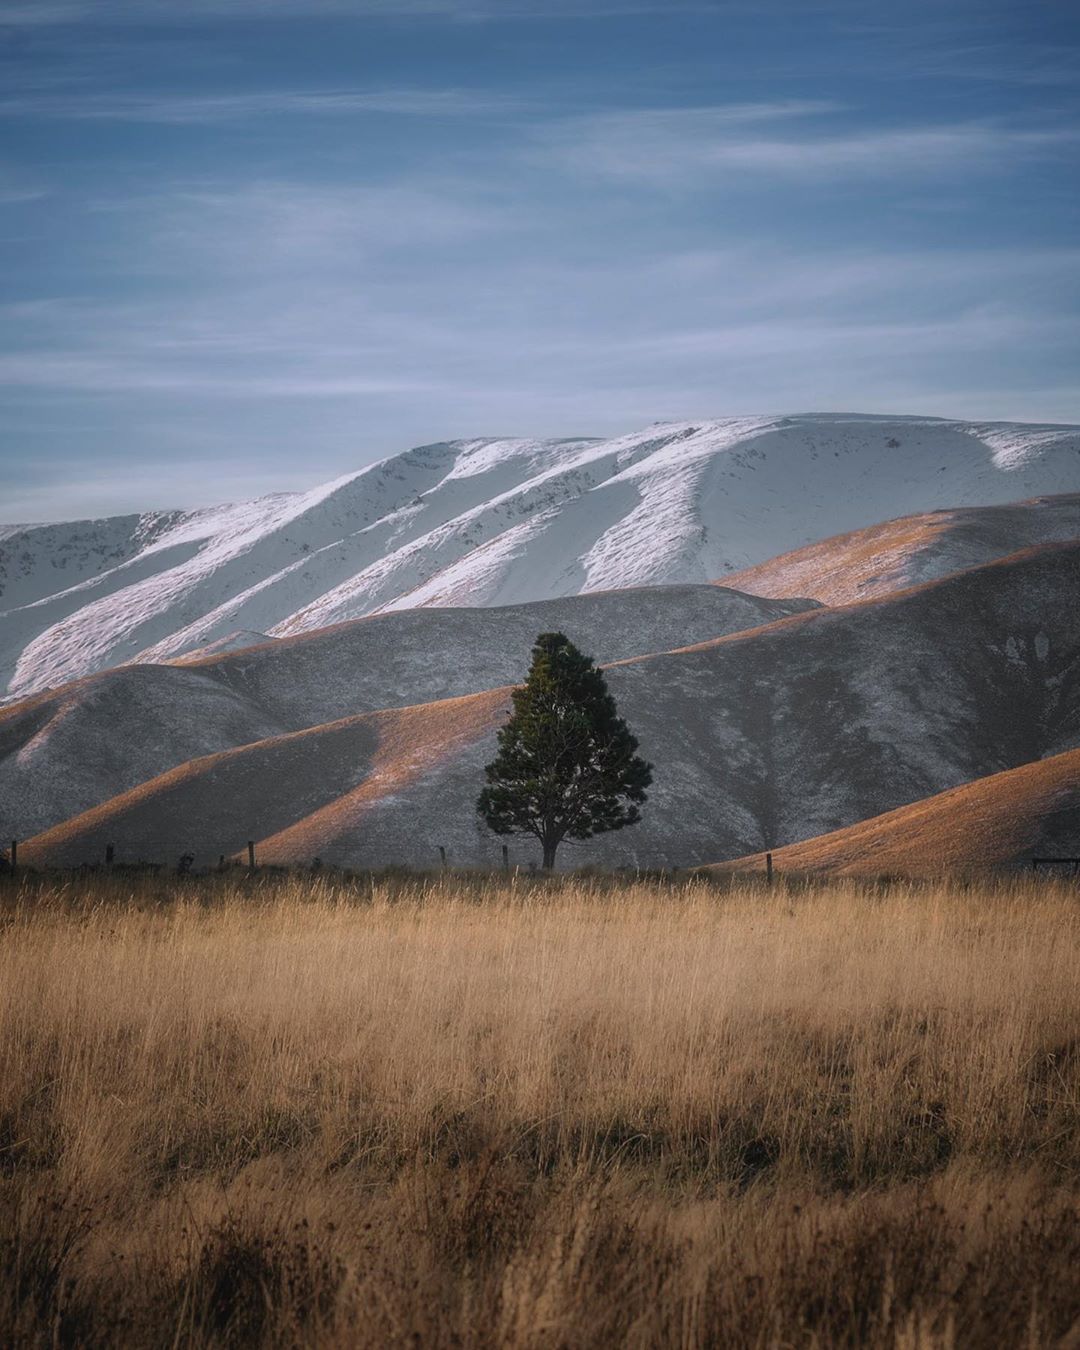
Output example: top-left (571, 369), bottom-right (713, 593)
top-left (1, 869), bottom-right (1078, 1347)
top-left (724, 511), bottom-right (954, 604)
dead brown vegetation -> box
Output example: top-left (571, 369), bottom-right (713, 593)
top-left (1, 869), bottom-right (1078, 1347)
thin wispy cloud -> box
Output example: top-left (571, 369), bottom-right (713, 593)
top-left (0, 87), bottom-right (521, 123)
top-left (0, 165), bottom-right (48, 205)
top-left (4, 234), bottom-right (1075, 394)
top-left (911, 43), bottom-right (1080, 88)
top-left (106, 180), bottom-right (511, 275)
top-left (0, 0), bottom-right (715, 24)
top-left (832, 17), bottom-right (1080, 89)
top-left (0, 187), bottom-right (46, 205)
top-left (0, 353), bottom-right (438, 396)
top-left (545, 108), bottom-right (1080, 182)
top-left (584, 310), bottom-right (1080, 362)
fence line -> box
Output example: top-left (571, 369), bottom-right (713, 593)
top-left (3, 838), bottom-right (1078, 881)
top-left (0, 836), bottom-right (531, 877)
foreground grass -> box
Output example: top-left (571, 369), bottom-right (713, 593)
top-left (1, 869), bottom-right (1078, 1347)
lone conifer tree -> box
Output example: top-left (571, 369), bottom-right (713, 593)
top-left (477, 632), bottom-right (652, 869)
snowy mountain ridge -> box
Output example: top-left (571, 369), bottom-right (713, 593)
top-left (3, 412), bottom-right (1079, 701)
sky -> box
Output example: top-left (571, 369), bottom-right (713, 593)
top-left (1, 0), bottom-right (1079, 521)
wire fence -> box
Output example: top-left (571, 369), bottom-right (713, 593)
top-left (2, 839), bottom-right (1079, 882)
top-left (0, 836), bottom-right (521, 877)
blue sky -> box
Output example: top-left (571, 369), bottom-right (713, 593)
top-left (2, 0), bottom-right (1078, 521)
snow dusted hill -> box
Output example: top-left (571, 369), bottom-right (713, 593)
top-left (3, 413), bottom-right (1079, 700)
top-left (20, 542), bottom-right (1080, 871)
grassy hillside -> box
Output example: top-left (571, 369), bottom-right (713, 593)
top-left (712, 746), bottom-right (1080, 875)
top-left (1, 870), bottom-right (1078, 1347)
top-left (724, 492), bottom-right (1080, 605)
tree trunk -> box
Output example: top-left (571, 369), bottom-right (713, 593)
top-left (541, 839), bottom-right (558, 870)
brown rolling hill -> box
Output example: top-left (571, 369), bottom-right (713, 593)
top-left (19, 690), bottom-right (509, 871)
top-left (19, 541), bottom-right (1080, 873)
top-left (0, 583), bottom-right (814, 840)
top-left (709, 748), bottom-right (1080, 876)
top-left (724, 492), bottom-right (1080, 605)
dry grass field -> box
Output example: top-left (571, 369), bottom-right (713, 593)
top-left (1, 869), bottom-right (1078, 1347)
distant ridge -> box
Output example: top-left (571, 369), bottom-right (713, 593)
top-left (724, 493), bottom-right (1080, 604)
top-left (3, 413), bottom-right (1078, 699)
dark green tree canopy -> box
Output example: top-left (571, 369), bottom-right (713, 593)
top-left (477, 632), bottom-right (653, 869)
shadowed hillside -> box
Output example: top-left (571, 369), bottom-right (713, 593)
top-left (20, 543), bottom-right (1080, 871)
top-left (0, 583), bottom-right (813, 839)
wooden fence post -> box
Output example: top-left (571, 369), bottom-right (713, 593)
top-left (438, 846), bottom-right (447, 869)
top-left (502, 844), bottom-right (509, 872)
top-left (105, 844), bottom-right (114, 869)
top-left (9, 840), bottom-right (16, 873)
top-left (247, 840), bottom-right (256, 870)
top-left (766, 851), bottom-right (773, 886)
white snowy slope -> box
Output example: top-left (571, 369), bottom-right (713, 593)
top-left (2, 414), bottom-right (1079, 700)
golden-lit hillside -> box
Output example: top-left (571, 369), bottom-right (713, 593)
top-left (724, 492), bottom-right (1080, 605)
top-left (713, 746), bottom-right (1080, 875)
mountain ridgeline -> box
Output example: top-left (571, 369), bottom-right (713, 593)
top-left (3, 413), bottom-right (1079, 702)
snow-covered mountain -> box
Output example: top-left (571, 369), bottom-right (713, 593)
top-left (3, 413), bottom-right (1079, 700)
